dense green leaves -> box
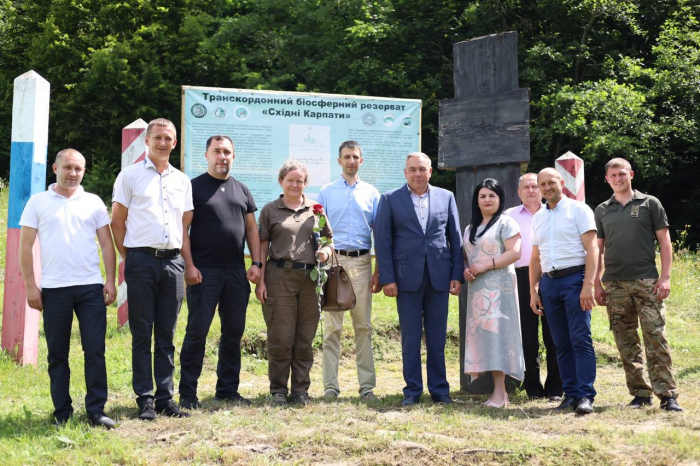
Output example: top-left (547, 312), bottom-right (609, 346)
top-left (0, 0), bottom-right (698, 245)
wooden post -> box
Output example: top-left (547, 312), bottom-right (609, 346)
top-left (116, 119), bottom-right (148, 327)
top-left (439, 32), bottom-right (530, 393)
top-left (1, 71), bottom-right (50, 365)
top-left (556, 151), bottom-right (585, 202)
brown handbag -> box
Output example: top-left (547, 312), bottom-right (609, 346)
top-left (322, 250), bottom-right (356, 311)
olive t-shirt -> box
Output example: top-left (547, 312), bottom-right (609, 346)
top-left (258, 195), bottom-right (333, 264)
top-left (189, 173), bottom-right (257, 268)
top-left (594, 190), bottom-right (668, 281)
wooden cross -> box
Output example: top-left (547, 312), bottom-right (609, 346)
top-left (438, 32), bottom-right (530, 393)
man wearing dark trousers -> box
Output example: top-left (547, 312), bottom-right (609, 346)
top-left (530, 168), bottom-right (599, 415)
top-left (178, 135), bottom-right (261, 409)
top-left (375, 152), bottom-right (464, 406)
top-left (19, 149), bottom-right (117, 428)
top-left (111, 118), bottom-right (193, 420)
top-left (505, 173), bottom-right (562, 401)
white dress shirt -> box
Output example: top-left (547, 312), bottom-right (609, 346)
top-left (531, 196), bottom-right (596, 271)
top-left (112, 156), bottom-right (193, 249)
top-left (408, 185), bottom-right (430, 234)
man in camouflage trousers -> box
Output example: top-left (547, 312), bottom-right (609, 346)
top-left (594, 158), bottom-right (682, 412)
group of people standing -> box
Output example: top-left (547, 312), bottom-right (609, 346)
top-left (17, 117), bottom-right (682, 429)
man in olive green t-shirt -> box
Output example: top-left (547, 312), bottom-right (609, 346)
top-left (593, 157), bottom-right (681, 412)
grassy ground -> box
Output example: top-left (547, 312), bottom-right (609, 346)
top-left (1, 187), bottom-right (699, 465)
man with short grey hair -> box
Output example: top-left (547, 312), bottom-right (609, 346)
top-left (375, 152), bottom-right (464, 406)
top-left (505, 173), bottom-right (562, 401)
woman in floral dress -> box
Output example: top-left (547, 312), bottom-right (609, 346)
top-left (463, 178), bottom-right (525, 408)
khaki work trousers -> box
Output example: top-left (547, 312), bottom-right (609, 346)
top-left (262, 263), bottom-right (320, 397)
top-left (322, 254), bottom-right (376, 395)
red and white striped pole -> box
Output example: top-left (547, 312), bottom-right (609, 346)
top-left (117, 119), bottom-right (148, 326)
top-left (555, 151), bottom-right (585, 202)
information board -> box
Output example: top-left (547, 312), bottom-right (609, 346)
top-left (181, 86), bottom-right (421, 203)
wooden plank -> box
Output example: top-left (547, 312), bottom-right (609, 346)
top-left (453, 32), bottom-right (519, 98)
top-left (439, 89), bottom-right (530, 169)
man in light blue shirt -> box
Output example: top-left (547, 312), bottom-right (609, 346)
top-left (317, 140), bottom-right (381, 401)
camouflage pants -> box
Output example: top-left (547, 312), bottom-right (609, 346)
top-left (604, 279), bottom-right (678, 399)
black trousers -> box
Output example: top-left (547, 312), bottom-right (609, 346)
top-left (516, 267), bottom-right (563, 398)
top-left (179, 267), bottom-right (250, 400)
top-left (125, 249), bottom-right (185, 404)
top-left (42, 284), bottom-right (107, 418)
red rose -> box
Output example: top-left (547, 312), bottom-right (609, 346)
top-left (313, 203), bottom-right (324, 215)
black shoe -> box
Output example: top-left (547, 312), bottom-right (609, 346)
top-left (401, 396), bottom-right (420, 406)
top-left (270, 393), bottom-right (287, 406)
top-left (179, 397), bottom-right (201, 410)
top-left (554, 396), bottom-right (577, 411)
top-left (53, 415), bottom-right (73, 427)
top-left (155, 399), bottom-right (191, 418)
top-left (138, 399), bottom-right (156, 421)
top-left (432, 395), bottom-right (452, 404)
top-left (576, 397), bottom-right (594, 414)
top-left (214, 392), bottom-right (252, 406)
top-left (628, 396), bottom-right (652, 409)
top-left (88, 413), bottom-right (116, 429)
top-left (660, 396), bottom-right (683, 412)
top-left (291, 394), bottom-right (311, 406)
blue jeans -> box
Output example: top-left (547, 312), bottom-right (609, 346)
top-left (42, 284), bottom-right (107, 418)
top-left (179, 267), bottom-right (250, 400)
top-left (540, 271), bottom-right (596, 400)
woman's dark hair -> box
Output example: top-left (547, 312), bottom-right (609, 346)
top-left (468, 178), bottom-right (506, 245)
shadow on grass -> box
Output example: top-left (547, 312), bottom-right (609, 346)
top-left (677, 365), bottom-right (700, 379)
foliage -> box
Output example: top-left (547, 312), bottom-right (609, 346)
top-left (81, 157), bottom-right (117, 205)
top-left (0, 0), bottom-right (698, 245)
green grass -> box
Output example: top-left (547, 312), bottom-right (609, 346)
top-left (1, 185), bottom-right (700, 464)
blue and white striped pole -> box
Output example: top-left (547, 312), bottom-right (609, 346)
top-left (1, 70), bottom-right (50, 366)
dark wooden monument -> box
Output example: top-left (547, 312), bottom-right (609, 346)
top-left (438, 32), bottom-right (530, 393)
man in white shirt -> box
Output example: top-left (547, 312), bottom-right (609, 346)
top-left (529, 168), bottom-right (599, 414)
top-left (19, 149), bottom-right (117, 428)
top-left (111, 118), bottom-right (194, 420)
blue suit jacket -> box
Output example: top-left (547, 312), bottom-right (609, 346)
top-left (375, 184), bottom-right (464, 292)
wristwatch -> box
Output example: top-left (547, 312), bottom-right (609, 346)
top-left (251, 261), bottom-right (263, 268)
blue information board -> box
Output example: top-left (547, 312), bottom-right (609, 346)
top-left (181, 87), bottom-right (421, 203)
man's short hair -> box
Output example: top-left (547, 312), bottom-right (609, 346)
top-left (278, 159), bottom-right (309, 184)
top-left (146, 118), bottom-right (177, 137)
top-left (206, 135), bottom-right (234, 151)
top-left (605, 157), bottom-right (632, 173)
top-left (338, 140), bottom-right (362, 157)
top-left (519, 172), bottom-right (537, 184)
top-left (406, 152), bottom-right (432, 167)
top-left (54, 148), bottom-right (84, 165)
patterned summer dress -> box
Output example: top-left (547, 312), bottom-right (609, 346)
top-left (463, 215), bottom-right (525, 381)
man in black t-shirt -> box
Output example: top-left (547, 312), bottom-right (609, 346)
top-left (178, 135), bottom-right (262, 408)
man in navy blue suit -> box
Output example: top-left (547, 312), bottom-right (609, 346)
top-left (375, 152), bottom-right (464, 405)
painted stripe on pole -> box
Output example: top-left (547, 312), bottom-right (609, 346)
top-left (2, 70), bottom-right (49, 366)
top-left (117, 118), bottom-right (148, 327)
top-left (555, 151), bottom-right (585, 202)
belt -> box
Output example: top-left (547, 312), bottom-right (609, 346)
top-left (543, 265), bottom-right (585, 279)
top-left (515, 266), bottom-right (529, 270)
top-left (268, 258), bottom-right (315, 270)
top-left (337, 249), bottom-right (370, 257)
top-left (133, 247), bottom-right (180, 258)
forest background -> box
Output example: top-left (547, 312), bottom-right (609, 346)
top-left (1, 0), bottom-right (698, 247)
